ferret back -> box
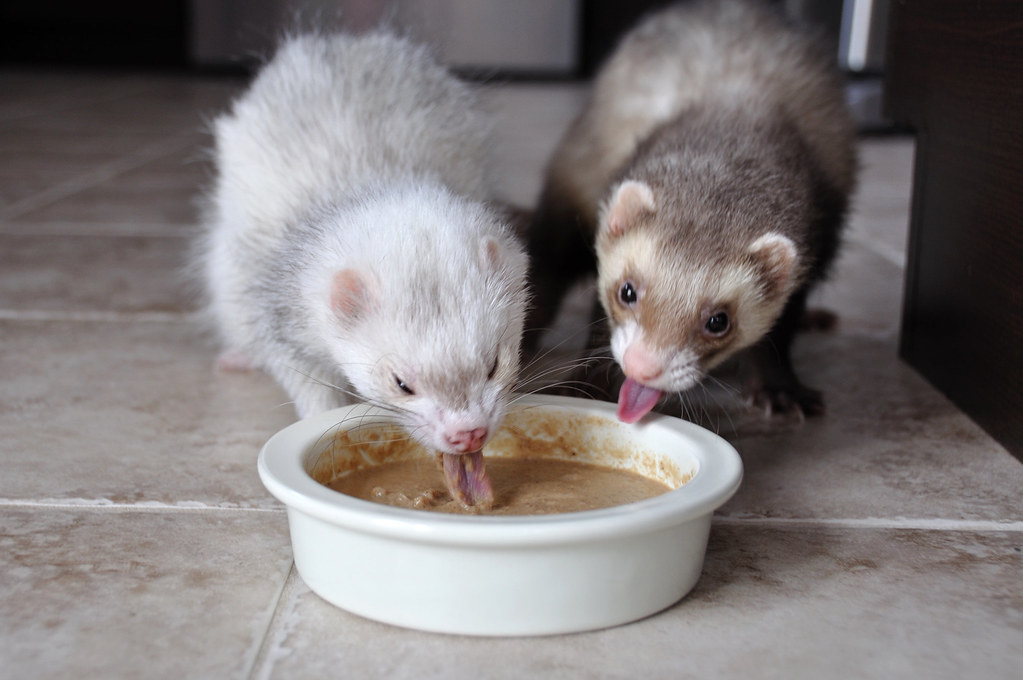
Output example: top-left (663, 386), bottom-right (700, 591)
top-left (208, 32), bottom-right (492, 241)
top-left (545, 0), bottom-right (856, 227)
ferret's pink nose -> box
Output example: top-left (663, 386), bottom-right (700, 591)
top-left (446, 427), bottom-right (489, 453)
top-left (623, 342), bottom-right (663, 383)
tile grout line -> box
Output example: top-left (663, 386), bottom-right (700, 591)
top-left (0, 310), bottom-right (199, 323)
top-left (2, 498), bottom-right (1019, 532)
top-left (0, 498), bottom-right (285, 513)
top-left (713, 515), bottom-right (1023, 532)
top-left (246, 564), bottom-right (299, 680)
top-left (0, 224), bottom-right (193, 238)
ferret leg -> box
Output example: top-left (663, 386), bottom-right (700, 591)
top-left (744, 288), bottom-right (825, 417)
top-left (266, 359), bottom-right (349, 419)
top-left (215, 347), bottom-right (256, 372)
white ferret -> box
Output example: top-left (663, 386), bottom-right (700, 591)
top-left (196, 31), bottom-right (529, 459)
top-left (527, 0), bottom-right (858, 422)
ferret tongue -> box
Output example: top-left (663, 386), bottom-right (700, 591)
top-left (617, 378), bottom-right (663, 424)
top-left (441, 451), bottom-right (494, 510)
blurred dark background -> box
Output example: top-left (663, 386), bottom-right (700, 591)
top-left (0, 0), bottom-right (890, 131)
top-left (0, 0), bottom-right (887, 78)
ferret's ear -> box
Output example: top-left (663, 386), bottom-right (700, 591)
top-left (331, 269), bottom-right (372, 323)
top-left (603, 180), bottom-right (656, 238)
top-left (479, 236), bottom-right (503, 272)
top-left (749, 233), bottom-right (798, 296)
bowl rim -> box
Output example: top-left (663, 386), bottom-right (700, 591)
top-left (258, 394), bottom-right (743, 547)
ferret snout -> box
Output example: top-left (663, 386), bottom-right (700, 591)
top-left (445, 427), bottom-right (489, 453)
top-left (622, 341), bottom-right (663, 384)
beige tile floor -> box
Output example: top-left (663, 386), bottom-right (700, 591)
top-left (1, 69), bottom-right (1020, 680)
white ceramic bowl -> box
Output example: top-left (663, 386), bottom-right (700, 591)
top-left (258, 394), bottom-right (742, 636)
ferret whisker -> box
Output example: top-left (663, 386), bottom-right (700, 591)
top-left (310, 421), bottom-right (345, 459)
top-left (704, 386), bottom-right (724, 434)
top-left (580, 344), bottom-right (614, 363)
top-left (703, 372), bottom-right (743, 399)
top-left (515, 356), bottom-right (603, 390)
top-left (272, 399), bottom-right (300, 413)
top-left (531, 378), bottom-right (613, 400)
top-left (701, 375), bottom-right (742, 434)
top-left (521, 345), bottom-right (621, 399)
top-left (695, 374), bottom-right (736, 431)
top-left (519, 313), bottom-right (615, 379)
top-left (515, 356), bottom-right (614, 395)
top-left (288, 365), bottom-right (420, 420)
top-left (695, 386), bottom-right (720, 434)
top-left (522, 318), bottom-right (601, 361)
top-left (289, 370), bottom-right (385, 414)
top-left (682, 395), bottom-right (695, 425)
top-left (532, 345), bottom-right (614, 375)
top-left (310, 416), bottom-right (417, 457)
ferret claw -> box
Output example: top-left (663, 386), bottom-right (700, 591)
top-left (748, 383), bottom-right (824, 420)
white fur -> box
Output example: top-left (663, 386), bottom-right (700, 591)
top-left (195, 32), bottom-right (528, 453)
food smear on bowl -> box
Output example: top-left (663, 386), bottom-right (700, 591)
top-left (309, 408), bottom-right (690, 515)
top-left (329, 456), bottom-right (671, 515)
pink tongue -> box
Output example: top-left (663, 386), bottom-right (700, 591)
top-left (617, 378), bottom-right (663, 423)
top-left (441, 451), bottom-right (494, 511)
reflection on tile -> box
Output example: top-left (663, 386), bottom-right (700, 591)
top-left (0, 149), bottom-right (129, 210)
top-left (0, 71), bottom-right (157, 122)
top-left (3, 137), bottom-right (205, 226)
top-left (847, 138), bottom-right (915, 263)
top-left (10, 176), bottom-right (203, 227)
top-left (0, 234), bottom-right (195, 312)
top-left (0, 70), bottom-right (234, 220)
top-left (251, 524), bottom-right (1023, 680)
top-left (718, 334), bottom-right (1023, 522)
top-left (0, 320), bottom-right (295, 507)
top-left (808, 238), bottom-right (905, 338)
top-left (0, 509), bottom-right (292, 679)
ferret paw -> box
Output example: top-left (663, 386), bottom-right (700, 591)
top-left (216, 349), bottom-right (255, 372)
top-left (747, 383), bottom-right (825, 419)
top-left (800, 308), bottom-right (839, 333)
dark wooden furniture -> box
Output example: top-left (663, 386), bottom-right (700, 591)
top-left (884, 0), bottom-right (1023, 460)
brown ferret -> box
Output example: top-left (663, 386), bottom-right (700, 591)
top-left (525, 0), bottom-right (858, 422)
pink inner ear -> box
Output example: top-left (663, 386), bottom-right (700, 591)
top-left (331, 269), bottom-right (368, 320)
top-left (749, 233), bottom-right (798, 294)
top-left (480, 237), bottom-right (501, 271)
top-left (605, 180), bottom-right (656, 238)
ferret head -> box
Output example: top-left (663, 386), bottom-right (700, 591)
top-left (311, 187), bottom-right (529, 456)
top-left (596, 179), bottom-right (801, 397)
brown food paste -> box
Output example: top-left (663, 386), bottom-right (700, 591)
top-left (328, 456), bottom-right (671, 515)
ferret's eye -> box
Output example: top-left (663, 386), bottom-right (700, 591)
top-left (393, 375), bottom-right (415, 395)
top-left (618, 281), bottom-right (638, 307)
top-left (704, 311), bottom-right (731, 337)
top-left (487, 355), bottom-right (499, 380)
